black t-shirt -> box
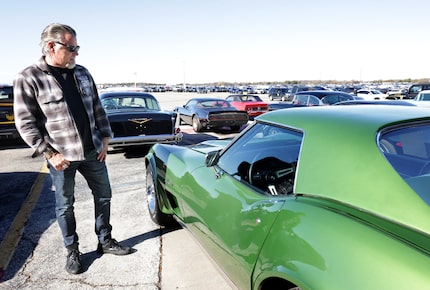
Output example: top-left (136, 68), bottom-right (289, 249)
top-left (48, 65), bottom-right (95, 152)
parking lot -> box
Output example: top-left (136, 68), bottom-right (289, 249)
top-left (0, 92), bottom-right (242, 289)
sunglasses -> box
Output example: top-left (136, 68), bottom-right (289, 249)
top-left (55, 41), bottom-right (80, 53)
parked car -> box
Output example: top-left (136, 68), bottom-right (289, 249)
top-left (294, 90), bottom-right (356, 105)
top-left (99, 91), bottom-right (182, 149)
top-left (226, 94), bottom-right (268, 119)
top-left (405, 90), bottom-right (430, 107)
top-left (174, 98), bottom-right (248, 132)
top-left (288, 85), bottom-right (327, 101)
top-left (405, 83), bottom-right (430, 99)
top-left (0, 85), bottom-right (20, 140)
top-left (268, 86), bottom-right (289, 101)
top-left (355, 88), bottom-right (387, 100)
top-left (290, 93), bottom-right (324, 106)
top-left (268, 90), bottom-right (352, 111)
top-left (145, 105), bottom-right (430, 289)
top-left (386, 87), bottom-right (407, 99)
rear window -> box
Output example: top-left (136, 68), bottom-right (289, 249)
top-left (379, 122), bottom-right (430, 205)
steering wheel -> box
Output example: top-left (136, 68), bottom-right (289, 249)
top-left (248, 156), bottom-right (296, 195)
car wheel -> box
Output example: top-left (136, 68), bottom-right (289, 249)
top-left (146, 164), bottom-right (174, 226)
top-left (269, 96), bottom-right (273, 101)
top-left (192, 115), bottom-right (202, 132)
top-left (281, 96), bottom-right (286, 101)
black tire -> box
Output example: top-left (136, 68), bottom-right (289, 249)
top-left (146, 164), bottom-right (174, 226)
top-left (192, 115), bottom-right (202, 132)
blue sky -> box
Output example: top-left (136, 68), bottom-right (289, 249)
top-left (2, 0), bottom-right (429, 85)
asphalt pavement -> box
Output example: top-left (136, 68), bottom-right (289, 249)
top-left (0, 126), bottom-right (236, 289)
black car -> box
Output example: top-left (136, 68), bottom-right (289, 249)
top-left (268, 86), bottom-right (289, 101)
top-left (174, 98), bottom-right (249, 132)
top-left (99, 91), bottom-right (182, 148)
top-left (294, 90), bottom-right (356, 105)
top-left (0, 85), bottom-right (19, 140)
top-left (405, 83), bottom-right (430, 99)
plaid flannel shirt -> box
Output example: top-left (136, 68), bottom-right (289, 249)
top-left (13, 57), bottom-right (112, 161)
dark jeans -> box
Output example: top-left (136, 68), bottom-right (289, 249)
top-left (49, 149), bottom-right (112, 249)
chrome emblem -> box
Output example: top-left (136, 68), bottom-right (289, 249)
top-left (129, 118), bottom-right (152, 125)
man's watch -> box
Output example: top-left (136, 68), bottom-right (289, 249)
top-left (43, 148), bottom-right (57, 159)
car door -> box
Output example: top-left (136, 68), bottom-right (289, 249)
top-left (173, 122), bottom-right (303, 289)
top-left (179, 99), bottom-right (196, 124)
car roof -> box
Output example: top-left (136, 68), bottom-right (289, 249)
top-left (99, 91), bottom-right (156, 98)
top-left (189, 98), bottom-right (228, 102)
top-left (258, 105), bottom-right (430, 234)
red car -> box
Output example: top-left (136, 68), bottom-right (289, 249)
top-left (226, 94), bottom-right (268, 119)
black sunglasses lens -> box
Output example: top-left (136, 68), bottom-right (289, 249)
top-left (70, 46), bottom-right (80, 52)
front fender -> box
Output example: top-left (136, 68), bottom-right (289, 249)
top-left (145, 144), bottom-right (179, 214)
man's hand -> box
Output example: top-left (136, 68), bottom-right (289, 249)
top-left (48, 153), bottom-right (70, 171)
top-left (97, 137), bottom-right (110, 162)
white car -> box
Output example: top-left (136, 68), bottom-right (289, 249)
top-left (356, 89), bottom-right (387, 100)
top-left (406, 90), bottom-right (430, 107)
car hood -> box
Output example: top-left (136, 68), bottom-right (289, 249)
top-left (190, 139), bottom-right (232, 154)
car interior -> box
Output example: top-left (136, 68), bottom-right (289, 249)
top-left (217, 123), bottom-right (302, 196)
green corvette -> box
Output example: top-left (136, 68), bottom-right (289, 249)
top-left (145, 105), bottom-right (430, 289)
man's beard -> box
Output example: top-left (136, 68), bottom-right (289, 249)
top-left (66, 62), bottom-right (75, 69)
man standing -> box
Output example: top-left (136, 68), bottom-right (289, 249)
top-left (13, 23), bottom-right (131, 275)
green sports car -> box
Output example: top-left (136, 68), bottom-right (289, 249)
top-left (145, 105), bottom-right (430, 289)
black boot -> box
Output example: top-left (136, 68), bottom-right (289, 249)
top-left (66, 248), bottom-right (83, 274)
top-left (97, 239), bottom-right (131, 255)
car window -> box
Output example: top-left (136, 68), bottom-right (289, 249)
top-left (186, 99), bottom-right (198, 107)
top-left (145, 98), bottom-right (160, 110)
top-left (322, 94), bottom-right (352, 105)
top-left (379, 123), bottom-right (430, 205)
top-left (409, 85), bottom-right (422, 94)
top-left (419, 93), bottom-right (430, 101)
top-left (0, 86), bottom-right (13, 102)
top-left (200, 100), bottom-right (229, 108)
top-left (103, 96), bottom-right (160, 110)
top-left (217, 122), bottom-right (303, 196)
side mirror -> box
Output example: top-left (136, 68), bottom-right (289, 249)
top-left (205, 150), bottom-right (221, 167)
